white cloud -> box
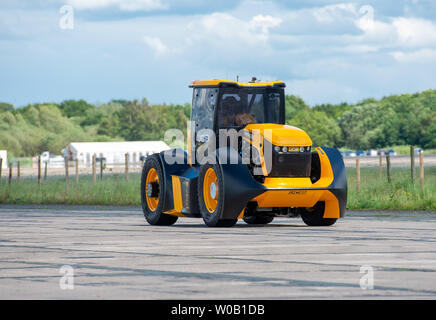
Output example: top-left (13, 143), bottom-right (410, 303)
top-left (66, 0), bottom-right (167, 11)
top-left (391, 49), bottom-right (436, 62)
top-left (393, 17), bottom-right (436, 47)
top-left (249, 14), bottom-right (282, 35)
top-left (181, 12), bottom-right (282, 57)
top-left (355, 15), bottom-right (436, 49)
top-left (312, 3), bottom-right (356, 23)
top-left (143, 36), bottom-right (168, 56)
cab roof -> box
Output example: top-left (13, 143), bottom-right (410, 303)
top-left (189, 80), bottom-right (286, 88)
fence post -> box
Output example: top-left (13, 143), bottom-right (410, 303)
top-left (75, 158), bottom-right (79, 184)
top-left (38, 156), bottom-right (41, 186)
top-left (44, 161), bottom-right (47, 180)
top-left (65, 157), bottom-right (69, 188)
top-left (356, 158), bottom-right (360, 192)
top-left (100, 159), bottom-right (103, 180)
top-left (92, 154), bottom-right (96, 185)
top-left (8, 165), bottom-right (12, 185)
top-left (386, 154), bottom-right (391, 183)
top-left (419, 152), bottom-right (424, 189)
top-left (125, 153), bottom-right (129, 181)
top-left (17, 161), bottom-right (20, 184)
top-left (0, 158), bottom-right (2, 183)
top-left (378, 155), bottom-right (382, 178)
top-left (410, 145), bottom-right (415, 183)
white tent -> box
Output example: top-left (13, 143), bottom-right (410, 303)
top-left (0, 150), bottom-right (7, 169)
top-left (63, 141), bottom-right (170, 167)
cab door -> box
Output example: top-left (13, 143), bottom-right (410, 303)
top-left (188, 87), bottom-right (218, 165)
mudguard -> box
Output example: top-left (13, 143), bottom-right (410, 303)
top-left (158, 149), bottom-right (201, 216)
top-left (215, 147), bottom-right (266, 220)
top-left (319, 147), bottom-right (347, 218)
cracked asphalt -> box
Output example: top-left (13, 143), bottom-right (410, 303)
top-left (1, 205), bottom-right (436, 299)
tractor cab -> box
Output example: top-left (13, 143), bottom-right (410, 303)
top-left (189, 79), bottom-right (286, 133)
top-left (188, 79), bottom-right (292, 167)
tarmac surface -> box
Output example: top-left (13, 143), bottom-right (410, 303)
top-left (1, 205), bottom-right (436, 299)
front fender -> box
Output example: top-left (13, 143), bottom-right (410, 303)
top-left (215, 147), bottom-right (266, 220)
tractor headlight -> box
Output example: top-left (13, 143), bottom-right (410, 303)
top-left (306, 146), bottom-right (311, 152)
top-left (300, 147), bottom-right (305, 153)
top-left (274, 146), bottom-right (281, 152)
top-left (282, 146), bottom-right (288, 152)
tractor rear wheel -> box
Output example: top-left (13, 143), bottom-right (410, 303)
top-left (300, 202), bottom-right (337, 226)
top-left (243, 216), bottom-right (274, 225)
top-left (198, 163), bottom-right (237, 227)
top-left (140, 154), bottom-right (178, 226)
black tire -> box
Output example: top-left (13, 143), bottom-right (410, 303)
top-left (198, 163), bottom-right (237, 227)
top-left (140, 154), bottom-right (178, 226)
top-left (243, 216), bottom-right (274, 225)
top-left (300, 202), bottom-right (337, 226)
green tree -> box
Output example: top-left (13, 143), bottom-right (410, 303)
top-left (312, 102), bottom-right (352, 119)
top-left (288, 109), bottom-right (342, 147)
top-left (0, 102), bottom-right (14, 113)
top-left (58, 99), bottom-right (94, 118)
top-left (285, 95), bottom-right (310, 122)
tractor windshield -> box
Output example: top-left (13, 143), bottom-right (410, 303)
top-left (217, 87), bottom-right (284, 128)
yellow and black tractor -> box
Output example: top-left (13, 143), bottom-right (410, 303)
top-left (141, 79), bottom-right (347, 227)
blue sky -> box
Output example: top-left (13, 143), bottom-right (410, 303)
top-left (1, 0), bottom-right (435, 107)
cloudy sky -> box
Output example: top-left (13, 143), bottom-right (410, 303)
top-left (1, 0), bottom-right (435, 107)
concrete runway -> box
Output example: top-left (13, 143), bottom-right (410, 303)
top-left (1, 205), bottom-right (436, 299)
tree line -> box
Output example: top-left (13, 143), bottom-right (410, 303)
top-left (0, 89), bottom-right (435, 157)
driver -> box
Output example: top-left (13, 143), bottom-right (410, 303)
top-left (235, 113), bottom-right (257, 126)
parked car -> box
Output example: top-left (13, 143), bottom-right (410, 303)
top-left (366, 149), bottom-right (378, 156)
top-left (377, 149), bottom-right (386, 156)
top-left (356, 150), bottom-right (365, 157)
top-left (386, 149), bottom-right (396, 156)
top-left (345, 150), bottom-right (357, 157)
top-left (415, 148), bottom-right (423, 154)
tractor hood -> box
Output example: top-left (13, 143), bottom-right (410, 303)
top-left (244, 123), bottom-right (312, 147)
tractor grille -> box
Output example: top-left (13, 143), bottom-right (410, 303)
top-left (268, 151), bottom-right (312, 177)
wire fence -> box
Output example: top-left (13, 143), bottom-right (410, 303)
top-left (1, 150), bottom-right (435, 190)
top-left (0, 153), bottom-right (146, 185)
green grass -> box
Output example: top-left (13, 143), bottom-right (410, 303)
top-left (8, 157), bottom-right (33, 168)
top-left (0, 174), bottom-right (141, 206)
top-left (1, 168), bottom-right (435, 210)
top-left (347, 167), bottom-right (436, 210)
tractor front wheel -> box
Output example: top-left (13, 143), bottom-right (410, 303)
top-left (198, 164), bottom-right (237, 227)
top-left (300, 202), bottom-right (337, 226)
top-left (140, 154), bottom-right (178, 226)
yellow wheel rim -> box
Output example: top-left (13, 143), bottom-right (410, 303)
top-left (203, 168), bottom-right (218, 213)
top-left (145, 168), bottom-right (159, 211)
